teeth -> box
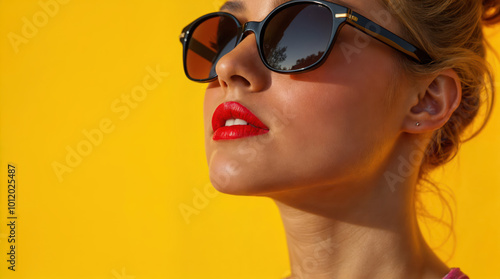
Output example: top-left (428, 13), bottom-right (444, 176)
top-left (225, 119), bottom-right (235, 126)
top-left (234, 119), bottom-right (248, 125)
top-left (225, 118), bottom-right (248, 127)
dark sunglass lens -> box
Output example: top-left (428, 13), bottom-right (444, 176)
top-left (186, 15), bottom-right (239, 80)
top-left (263, 4), bottom-right (333, 71)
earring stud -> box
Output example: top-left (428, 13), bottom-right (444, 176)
top-left (416, 122), bottom-right (421, 126)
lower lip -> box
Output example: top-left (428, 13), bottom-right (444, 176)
top-left (213, 125), bottom-right (269, 140)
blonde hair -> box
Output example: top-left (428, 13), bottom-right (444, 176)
top-left (380, 0), bottom-right (499, 175)
top-left (380, 0), bottom-right (499, 256)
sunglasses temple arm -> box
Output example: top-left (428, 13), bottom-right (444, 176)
top-left (346, 11), bottom-right (433, 64)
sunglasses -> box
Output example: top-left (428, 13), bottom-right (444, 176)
top-left (179, 0), bottom-right (433, 82)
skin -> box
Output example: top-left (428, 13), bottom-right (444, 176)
top-left (202, 0), bottom-right (462, 278)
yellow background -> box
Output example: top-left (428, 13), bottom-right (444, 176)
top-left (0, 0), bottom-right (499, 278)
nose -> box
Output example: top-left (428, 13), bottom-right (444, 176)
top-left (215, 32), bottom-right (271, 93)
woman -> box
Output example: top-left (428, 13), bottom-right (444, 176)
top-left (180, 0), bottom-right (499, 278)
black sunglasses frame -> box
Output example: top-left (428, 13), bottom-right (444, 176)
top-left (180, 0), bottom-right (433, 82)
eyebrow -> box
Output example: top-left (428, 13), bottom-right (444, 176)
top-left (219, 0), bottom-right (358, 13)
top-left (280, 0), bottom-right (358, 10)
top-left (219, 1), bottom-right (245, 12)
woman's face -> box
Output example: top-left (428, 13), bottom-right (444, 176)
top-left (203, 0), bottom-right (410, 195)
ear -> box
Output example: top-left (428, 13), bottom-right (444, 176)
top-left (403, 69), bottom-right (462, 133)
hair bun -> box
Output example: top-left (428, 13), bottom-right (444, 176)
top-left (483, 0), bottom-right (500, 25)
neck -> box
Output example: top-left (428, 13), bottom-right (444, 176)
top-left (269, 145), bottom-right (449, 279)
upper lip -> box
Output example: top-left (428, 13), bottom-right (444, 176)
top-left (212, 101), bottom-right (269, 132)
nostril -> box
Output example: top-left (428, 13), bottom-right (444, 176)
top-left (230, 76), bottom-right (251, 87)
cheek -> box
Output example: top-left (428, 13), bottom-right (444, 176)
top-left (288, 42), bottom-right (400, 173)
top-left (286, 31), bottom-right (399, 158)
top-left (273, 80), bottom-right (391, 184)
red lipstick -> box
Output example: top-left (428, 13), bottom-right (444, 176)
top-left (212, 102), bottom-right (269, 140)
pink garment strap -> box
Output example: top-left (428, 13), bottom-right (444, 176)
top-left (443, 268), bottom-right (469, 279)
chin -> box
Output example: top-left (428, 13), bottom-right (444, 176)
top-left (207, 157), bottom-right (288, 196)
top-left (208, 165), bottom-right (266, 196)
